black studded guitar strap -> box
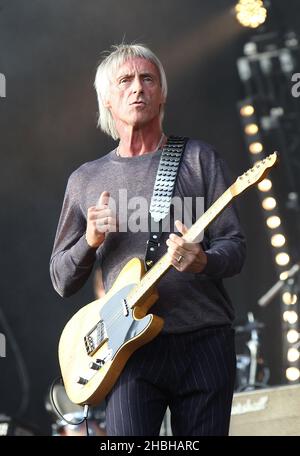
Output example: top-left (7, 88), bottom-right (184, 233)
top-left (144, 135), bottom-right (188, 271)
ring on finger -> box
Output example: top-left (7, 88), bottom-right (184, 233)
top-left (177, 255), bottom-right (183, 263)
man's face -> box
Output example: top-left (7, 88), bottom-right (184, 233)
top-left (105, 57), bottom-right (165, 130)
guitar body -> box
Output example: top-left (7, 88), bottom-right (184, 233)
top-left (58, 258), bottom-right (163, 406)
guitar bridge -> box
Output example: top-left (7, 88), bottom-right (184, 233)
top-left (84, 320), bottom-right (107, 356)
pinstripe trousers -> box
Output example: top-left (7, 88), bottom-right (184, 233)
top-left (105, 325), bottom-right (236, 436)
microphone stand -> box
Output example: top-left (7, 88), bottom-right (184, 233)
top-left (258, 262), bottom-right (300, 307)
top-left (246, 312), bottom-right (259, 386)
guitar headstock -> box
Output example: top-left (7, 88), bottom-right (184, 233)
top-left (231, 152), bottom-right (279, 197)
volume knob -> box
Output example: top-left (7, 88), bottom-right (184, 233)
top-left (89, 362), bottom-right (100, 370)
top-left (76, 376), bottom-right (88, 385)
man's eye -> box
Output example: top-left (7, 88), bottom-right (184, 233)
top-left (120, 78), bottom-right (128, 84)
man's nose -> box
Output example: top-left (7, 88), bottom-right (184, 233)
top-left (132, 76), bottom-right (143, 93)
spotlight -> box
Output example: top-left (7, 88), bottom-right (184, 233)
top-left (249, 142), bottom-right (263, 154)
top-left (258, 179), bottom-right (272, 192)
top-left (280, 271), bottom-right (289, 281)
top-left (282, 292), bottom-right (297, 305)
top-left (271, 234), bottom-right (286, 248)
top-left (287, 329), bottom-right (299, 344)
top-left (244, 123), bottom-right (259, 135)
top-left (240, 105), bottom-right (255, 116)
top-left (235, 0), bottom-right (267, 29)
top-left (262, 196), bottom-right (276, 210)
top-left (286, 367), bottom-right (300, 381)
top-left (275, 252), bottom-right (290, 266)
top-left (266, 215), bottom-right (281, 229)
top-left (287, 348), bottom-right (300, 363)
top-left (283, 311), bottom-right (298, 324)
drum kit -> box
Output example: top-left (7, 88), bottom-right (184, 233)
top-left (235, 312), bottom-right (270, 392)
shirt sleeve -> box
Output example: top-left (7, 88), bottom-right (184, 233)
top-left (49, 172), bottom-right (97, 297)
top-left (200, 147), bottom-right (247, 279)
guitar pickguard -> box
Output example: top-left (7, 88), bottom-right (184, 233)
top-left (99, 284), bottom-right (152, 360)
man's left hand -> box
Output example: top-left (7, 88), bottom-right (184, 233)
top-left (166, 220), bottom-right (208, 273)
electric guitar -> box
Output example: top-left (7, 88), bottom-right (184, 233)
top-left (58, 152), bottom-right (278, 406)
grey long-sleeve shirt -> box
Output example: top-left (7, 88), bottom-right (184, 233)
top-left (50, 139), bottom-right (246, 333)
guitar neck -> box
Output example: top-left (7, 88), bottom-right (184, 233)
top-left (128, 187), bottom-right (233, 307)
top-left (181, 188), bottom-right (233, 243)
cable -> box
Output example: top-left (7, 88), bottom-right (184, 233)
top-left (84, 405), bottom-right (90, 436)
top-left (49, 377), bottom-right (90, 427)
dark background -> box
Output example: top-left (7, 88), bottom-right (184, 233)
top-left (0, 0), bottom-right (299, 434)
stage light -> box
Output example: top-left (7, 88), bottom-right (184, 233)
top-left (271, 234), bottom-right (286, 248)
top-left (266, 215), bottom-right (281, 229)
top-left (235, 0), bottom-right (267, 29)
top-left (244, 123), bottom-right (259, 135)
top-left (287, 348), bottom-right (300, 363)
top-left (286, 367), bottom-right (300, 381)
top-left (275, 252), bottom-right (290, 266)
top-left (280, 271), bottom-right (289, 281)
top-left (282, 292), bottom-right (297, 305)
top-left (249, 142), bottom-right (263, 154)
top-left (258, 179), bottom-right (272, 192)
top-left (262, 197), bottom-right (276, 210)
top-left (287, 330), bottom-right (299, 344)
top-left (240, 105), bottom-right (255, 116)
top-left (283, 311), bottom-right (298, 324)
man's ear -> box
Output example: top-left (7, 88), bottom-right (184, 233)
top-left (159, 97), bottom-right (166, 112)
top-left (101, 90), bottom-right (111, 108)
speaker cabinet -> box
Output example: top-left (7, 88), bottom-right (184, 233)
top-left (229, 384), bottom-right (300, 436)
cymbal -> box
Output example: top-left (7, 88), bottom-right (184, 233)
top-left (235, 321), bottom-right (265, 334)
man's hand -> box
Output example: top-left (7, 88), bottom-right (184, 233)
top-left (166, 220), bottom-right (208, 273)
top-left (85, 191), bottom-right (117, 248)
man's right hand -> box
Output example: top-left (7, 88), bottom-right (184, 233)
top-left (85, 191), bottom-right (117, 248)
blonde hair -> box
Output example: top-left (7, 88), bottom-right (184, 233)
top-left (94, 43), bottom-right (168, 140)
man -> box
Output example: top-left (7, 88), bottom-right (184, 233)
top-left (50, 44), bottom-right (246, 436)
